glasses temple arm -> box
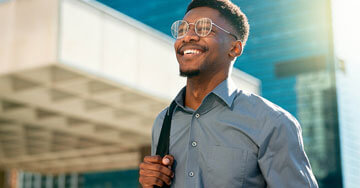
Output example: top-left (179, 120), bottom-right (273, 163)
top-left (212, 23), bottom-right (238, 40)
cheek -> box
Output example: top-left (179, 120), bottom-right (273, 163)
top-left (211, 41), bottom-right (228, 55)
top-left (217, 39), bottom-right (230, 55)
top-left (174, 40), bottom-right (181, 51)
top-left (209, 44), bottom-right (230, 62)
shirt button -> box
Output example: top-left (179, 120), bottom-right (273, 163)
top-left (188, 171), bottom-right (194, 177)
top-left (195, 113), bottom-right (200, 118)
top-left (191, 141), bottom-right (197, 147)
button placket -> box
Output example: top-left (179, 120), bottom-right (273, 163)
top-left (185, 111), bottom-right (201, 185)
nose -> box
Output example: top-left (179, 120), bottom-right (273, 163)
top-left (182, 24), bottom-right (200, 43)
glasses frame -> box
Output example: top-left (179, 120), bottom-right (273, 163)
top-left (171, 18), bottom-right (238, 40)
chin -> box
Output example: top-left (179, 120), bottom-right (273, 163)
top-left (179, 69), bottom-right (200, 78)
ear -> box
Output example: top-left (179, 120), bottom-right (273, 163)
top-left (228, 40), bottom-right (243, 59)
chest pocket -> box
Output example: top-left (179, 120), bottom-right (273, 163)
top-left (205, 146), bottom-right (248, 188)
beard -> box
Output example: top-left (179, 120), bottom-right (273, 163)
top-left (180, 69), bottom-right (200, 78)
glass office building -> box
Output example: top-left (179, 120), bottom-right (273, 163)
top-left (95, 0), bottom-right (344, 187)
top-left (332, 0), bottom-right (360, 187)
top-left (233, 1), bottom-right (342, 187)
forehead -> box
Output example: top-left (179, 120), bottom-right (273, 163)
top-left (183, 7), bottom-right (223, 23)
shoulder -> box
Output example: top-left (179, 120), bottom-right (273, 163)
top-left (155, 107), bottom-right (168, 121)
top-left (233, 90), bottom-right (301, 135)
top-left (233, 90), bottom-right (287, 118)
top-left (151, 107), bottom-right (169, 154)
top-left (151, 107), bottom-right (168, 149)
top-left (152, 107), bottom-right (168, 132)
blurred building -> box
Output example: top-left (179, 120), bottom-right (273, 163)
top-left (94, 0), bottom-right (360, 187)
top-left (0, 0), bottom-right (260, 187)
top-left (332, 0), bottom-right (360, 187)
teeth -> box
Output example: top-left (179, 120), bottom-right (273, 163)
top-left (184, 49), bottom-right (202, 55)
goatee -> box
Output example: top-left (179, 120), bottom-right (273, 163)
top-left (180, 70), bottom-right (200, 78)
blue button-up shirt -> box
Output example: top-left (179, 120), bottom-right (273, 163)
top-left (151, 78), bottom-right (318, 188)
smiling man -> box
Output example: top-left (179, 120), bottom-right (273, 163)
top-left (139, 0), bottom-right (318, 187)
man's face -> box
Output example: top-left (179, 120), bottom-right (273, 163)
top-left (174, 7), bottom-right (236, 78)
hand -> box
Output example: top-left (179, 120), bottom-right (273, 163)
top-left (139, 155), bottom-right (175, 187)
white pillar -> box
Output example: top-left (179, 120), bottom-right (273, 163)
top-left (58, 174), bottom-right (65, 188)
top-left (17, 171), bottom-right (24, 188)
top-left (45, 175), bottom-right (53, 188)
top-left (34, 173), bottom-right (41, 188)
top-left (24, 173), bottom-right (32, 188)
top-left (70, 173), bottom-right (78, 188)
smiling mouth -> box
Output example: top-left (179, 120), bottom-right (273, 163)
top-left (184, 49), bottom-right (203, 55)
top-left (178, 45), bottom-right (208, 56)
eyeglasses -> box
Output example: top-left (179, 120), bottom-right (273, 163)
top-left (171, 17), bottom-right (238, 40)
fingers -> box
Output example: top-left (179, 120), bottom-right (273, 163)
top-left (143, 155), bottom-right (174, 169)
top-left (139, 162), bottom-right (173, 177)
top-left (139, 176), bottom-right (165, 187)
top-left (139, 169), bottom-right (172, 185)
top-left (143, 155), bottom-right (163, 164)
top-left (139, 155), bottom-right (175, 187)
top-left (143, 155), bottom-right (174, 165)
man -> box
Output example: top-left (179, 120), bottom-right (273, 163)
top-left (139, 0), bottom-right (318, 187)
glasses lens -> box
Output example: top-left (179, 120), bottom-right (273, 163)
top-left (171, 20), bottom-right (188, 39)
top-left (195, 18), bottom-right (212, 37)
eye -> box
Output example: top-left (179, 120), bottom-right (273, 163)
top-left (178, 24), bottom-right (188, 35)
top-left (198, 27), bottom-right (207, 32)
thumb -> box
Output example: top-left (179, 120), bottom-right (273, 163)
top-left (162, 155), bottom-right (174, 166)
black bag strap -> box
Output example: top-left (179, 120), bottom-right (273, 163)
top-left (154, 101), bottom-right (176, 188)
top-left (155, 101), bottom-right (177, 157)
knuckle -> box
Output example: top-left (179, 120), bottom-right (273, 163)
top-left (154, 178), bottom-right (163, 186)
top-left (155, 164), bottom-right (162, 171)
top-left (143, 156), bottom-right (150, 161)
top-left (139, 170), bottom-right (145, 175)
top-left (163, 176), bottom-right (171, 184)
top-left (141, 177), bottom-right (153, 187)
top-left (150, 178), bottom-right (156, 184)
top-left (161, 174), bottom-right (170, 183)
top-left (154, 156), bottom-right (161, 162)
top-left (164, 170), bottom-right (172, 177)
top-left (154, 171), bottom-right (161, 177)
top-left (160, 167), bottom-right (171, 175)
top-left (138, 177), bottom-right (144, 184)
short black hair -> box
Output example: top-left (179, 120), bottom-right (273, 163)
top-left (186, 0), bottom-right (250, 45)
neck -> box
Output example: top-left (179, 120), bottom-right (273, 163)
top-left (185, 70), bottom-right (228, 110)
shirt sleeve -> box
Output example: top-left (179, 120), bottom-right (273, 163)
top-left (258, 112), bottom-right (319, 188)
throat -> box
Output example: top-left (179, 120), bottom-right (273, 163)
top-left (184, 86), bottom-right (209, 111)
top-left (184, 73), bottom-right (229, 111)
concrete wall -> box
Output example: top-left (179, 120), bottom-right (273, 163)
top-left (0, 0), bottom-right (59, 74)
top-left (58, 0), bottom-right (186, 100)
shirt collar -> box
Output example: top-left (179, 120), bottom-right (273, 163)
top-left (211, 78), bottom-right (238, 108)
top-left (174, 86), bottom-right (186, 110)
top-left (174, 78), bottom-right (238, 109)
